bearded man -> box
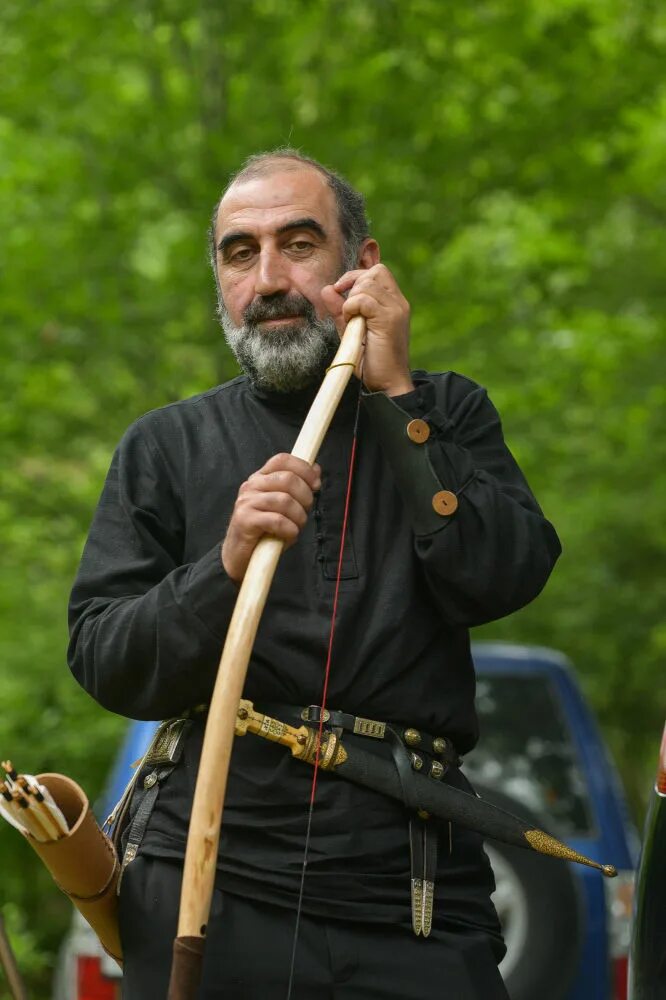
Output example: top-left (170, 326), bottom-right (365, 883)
top-left (68, 150), bottom-right (560, 999)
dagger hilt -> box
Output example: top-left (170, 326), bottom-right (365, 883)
top-left (235, 700), bottom-right (348, 769)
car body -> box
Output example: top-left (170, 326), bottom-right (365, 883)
top-left (465, 643), bottom-right (639, 1000)
top-left (53, 643), bottom-right (638, 999)
top-left (628, 722), bottom-right (666, 999)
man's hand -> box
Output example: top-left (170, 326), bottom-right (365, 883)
top-left (321, 263), bottom-right (413, 397)
top-left (221, 454), bottom-right (321, 583)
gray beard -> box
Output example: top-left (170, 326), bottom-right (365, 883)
top-left (218, 293), bottom-right (340, 393)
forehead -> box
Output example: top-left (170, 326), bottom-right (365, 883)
top-left (216, 166), bottom-right (339, 239)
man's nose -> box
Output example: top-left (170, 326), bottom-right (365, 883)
top-left (254, 248), bottom-right (290, 296)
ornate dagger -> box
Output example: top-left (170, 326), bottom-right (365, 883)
top-left (234, 700), bottom-right (617, 878)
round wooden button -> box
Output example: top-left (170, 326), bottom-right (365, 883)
top-left (406, 419), bottom-right (430, 444)
top-left (432, 490), bottom-right (458, 516)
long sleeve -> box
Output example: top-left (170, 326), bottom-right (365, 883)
top-left (67, 418), bottom-right (239, 720)
top-left (362, 372), bottom-right (561, 627)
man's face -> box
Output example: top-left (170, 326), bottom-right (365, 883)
top-left (214, 166), bottom-right (346, 392)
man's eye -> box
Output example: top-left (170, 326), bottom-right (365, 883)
top-left (229, 247), bottom-right (254, 263)
top-left (287, 240), bottom-right (313, 253)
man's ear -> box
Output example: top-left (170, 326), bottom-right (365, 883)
top-left (357, 238), bottom-right (380, 269)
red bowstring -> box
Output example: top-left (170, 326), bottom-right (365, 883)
top-left (309, 429), bottom-right (359, 805)
top-left (286, 384), bottom-right (362, 1000)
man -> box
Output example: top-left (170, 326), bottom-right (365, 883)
top-left (69, 150), bottom-right (560, 998)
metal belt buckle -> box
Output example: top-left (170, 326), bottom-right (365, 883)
top-left (301, 705), bottom-right (330, 724)
top-left (353, 716), bottom-right (386, 739)
top-left (144, 719), bottom-right (188, 765)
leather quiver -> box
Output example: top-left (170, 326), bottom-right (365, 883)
top-left (25, 773), bottom-right (122, 963)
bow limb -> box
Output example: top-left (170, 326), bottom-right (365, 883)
top-left (167, 316), bottom-right (366, 1000)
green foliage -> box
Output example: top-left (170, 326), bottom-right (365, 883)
top-left (1, 903), bottom-right (48, 980)
top-left (1, 0), bottom-right (664, 992)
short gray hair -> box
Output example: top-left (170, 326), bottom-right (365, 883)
top-left (208, 148), bottom-right (371, 275)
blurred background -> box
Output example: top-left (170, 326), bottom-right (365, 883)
top-left (1, 0), bottom-right (664, 992)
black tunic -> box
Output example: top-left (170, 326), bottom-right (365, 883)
top-left (68, 370), bottom-right (560, 931)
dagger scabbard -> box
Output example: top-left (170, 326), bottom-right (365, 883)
top-left (335, 742), bottom-right (616, 875)
top-left (236, 702), bottom-right (617, 879)
top-left (168, 317), bottom-right (365, 1000)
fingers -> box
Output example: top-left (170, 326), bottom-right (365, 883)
top-left (332, 269), bottom-right (368, 295)
top-left (240, 455), bottom-right (320, 527)
top-left (259, 454), bottom-right (321, 492)
top-left (233, 505), bottom-right (304, 544)
top-left (333, 265), bottom-right (399, 300)
top-left (324, 264), bottom-right (411, 396)
top-left (222, 455), bottom-right (321, 582)
top-left (237, 487), bottom-right (310, 531)
top-left (324, 265), bottom-right (409, 327)
top-left (341, 290), bottom-right (389, 324)
top-left (322, 266), bottom-right (404, 336)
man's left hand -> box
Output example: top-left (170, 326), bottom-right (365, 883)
top-left (321, 264), bottom-right (414, 397)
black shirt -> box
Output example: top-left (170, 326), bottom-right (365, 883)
top-left (68, 370), bottom-right (560, 929)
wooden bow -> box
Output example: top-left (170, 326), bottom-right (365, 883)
top-left (167, 316), bottom-right (366, 999)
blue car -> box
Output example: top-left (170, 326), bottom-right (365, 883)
top-left (53, 643), bottom-right (638, 1000)
top-left (465, 643), bottom-right (638, 1000)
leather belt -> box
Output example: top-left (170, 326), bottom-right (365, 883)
top-left (258, 702), bottom-right (461, 769)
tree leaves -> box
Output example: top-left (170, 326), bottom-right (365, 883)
top-left (0, 1), bottom-right (664, 990)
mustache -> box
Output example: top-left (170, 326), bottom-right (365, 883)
top-left (243, 292), bottom-right (316, 326)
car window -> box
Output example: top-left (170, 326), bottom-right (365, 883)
top-left (464, 674), bottom-right (594, 837)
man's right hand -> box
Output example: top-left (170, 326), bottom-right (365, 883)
top-left (221, 454), bottom-right (321, 583)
